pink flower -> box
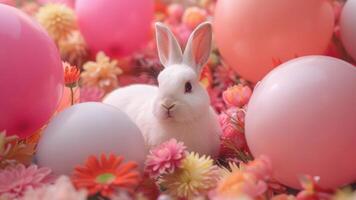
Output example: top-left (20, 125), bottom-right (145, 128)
top-left (79, 86), bottom-right (105, 103)
top-left (0, 164), bottom-right (53, 198)
top-left (144, 139), bottom-right (187, 178)
top-left (222, 85), bottom-right (252, 108)
top-left (22, 176), bottom-right (87, 200)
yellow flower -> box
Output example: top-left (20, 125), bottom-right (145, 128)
top-left (159, 152), bottom-right (219, 199)
top-left (36, 4), bottom-right (77, 42)
top-left (81, 52), bottom-right (123, 92)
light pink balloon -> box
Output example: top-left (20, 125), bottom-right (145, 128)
top-left (36, 102), bottom-right (147, 175)
top-left (245, 56), bottom-right (356, 189)
top-left (0, 5), bottom-right (63, 138)
top-left (340, 0), bottom-right (356, 61)
top-left (214, 0), bottom-right (335, 83)
top-left (37, 0), bottom-right (74, 8)
top-left (75, 0), bottom-right (154, 58)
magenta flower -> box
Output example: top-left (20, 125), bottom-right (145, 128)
top-left (144, 139), bottom-right (187, 178)
top-left (0, 164), bottom-right (53, 198)
top-left (219, 108), bottom-right (248, 156)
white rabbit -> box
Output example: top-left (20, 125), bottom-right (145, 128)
top-left (103, 22), bottom-right (221, 157)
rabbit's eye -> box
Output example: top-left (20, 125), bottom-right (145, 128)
top-left (185, 81), bottom-right (192, 93)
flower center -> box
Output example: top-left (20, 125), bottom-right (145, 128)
top-left (95, 173), bottom-right (116, 184)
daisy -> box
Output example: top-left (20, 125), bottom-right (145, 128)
top-left (71, 153), bottom-right (140, 198)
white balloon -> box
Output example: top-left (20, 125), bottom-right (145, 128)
top-left (36, 102), bottom-right (147, 175)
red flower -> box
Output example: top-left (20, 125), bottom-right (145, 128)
top-left (63, 62), bottom-right (80, 87)
top-left (72, 154), bottom-right (140, 197)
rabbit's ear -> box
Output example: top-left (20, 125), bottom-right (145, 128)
top-left (183, 22), bottom-right (212, 75)
top-left (155, 22), bottom-right (183, 67)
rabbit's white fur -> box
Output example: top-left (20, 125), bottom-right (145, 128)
top-left (103, 22), bottom-right (221, 157)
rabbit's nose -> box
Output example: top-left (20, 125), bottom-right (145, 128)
top-left (162, 103), bottom-right (175, 111)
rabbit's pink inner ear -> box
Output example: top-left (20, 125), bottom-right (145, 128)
top-left (155, 23), bottom-right (183, 67)
top-left (184, 22), bottom-right (212, 74)
top-left (192, 28), bottom-right (210, 68)
top-left (156, 28), bottom-right (170, 66)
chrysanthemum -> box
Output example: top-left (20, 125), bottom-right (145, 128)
top-left (71, 154), bottom-right (140, 198)
top-left (159, 152), bottom-right (219, 199)
top-left (59, 31), bottom-right (88, 67)
top-left (36, 3), bottom-right (77, 42)
top-left (0, 164), bottom-right (53, 198)
top-left (22, 176), bottom-right (87, 200)
top-left (63, 62), bottom-right (80, 87)
top-left (81, 51), bottom-right (123, 92)
top-left (145, 139), bottom-right (187, 179)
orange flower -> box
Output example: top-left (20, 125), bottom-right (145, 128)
top-left (72, 154), bottom-right (140, 198)
top-left (63, 62), bottom-right (80, 87)
top-left (222, 84), bottom-right (252, 108)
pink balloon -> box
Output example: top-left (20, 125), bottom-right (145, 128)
top-left (214, 0), bottom-right (335, 82)
top-left (245, 56), bottom-right (356, 189)
top-left (37, 0), bottom-right (75, 8)
top-left (340, 0), bottom-right (356, 61)
top-left (75, 0), bottom-right (154, 58)
top-left (0, 5), bottom-right (63, 138)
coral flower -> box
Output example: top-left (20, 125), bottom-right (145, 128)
top-left (222, 84), bottom-right (252, 108)
top-left (159, 152), bottom-right (219, 199)
top-left (36, 3), bottom-right (77, 42)
top-left (0, 164), bottom-right (53, 199)
top-left (63, 62), bottom-right (80, 87)
top-left (182, 6), bottom-right (208, 29)
top-left (217, 171), bottom-right (267, 199)
top-left (72, 154), bottom-right (140, 198)
top-left (215, 156), bottom-right (272, 199)
top-left (145, 139), bottom-right (187, 179)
